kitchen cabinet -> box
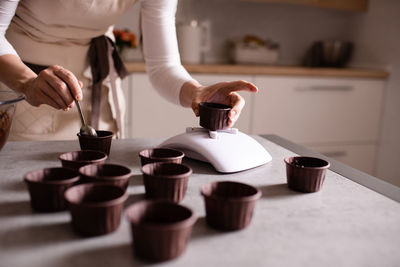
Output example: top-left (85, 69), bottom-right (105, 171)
top-left (122, 73), bottom-right (195, 138)
top-left (241, 0), bottom-right (368, 12)
top-left (122, 70), bottom-right (385, 175)
top-left (252, 76), bottom-right (385, 175)
top-left (252, 76), bottom-right (384, 143)
top-left (307, 143), bottom-right (377, 175)
top-left (122, 73), bottom-right (254, 138)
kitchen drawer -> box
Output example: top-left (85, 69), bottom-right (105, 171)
top-left (252, 76), bottom-right (385, 144)
top-left (307, 143), bottom-right (377, 175)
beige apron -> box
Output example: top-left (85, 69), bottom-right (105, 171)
top-left (4, 0), bottom-right (137, 141)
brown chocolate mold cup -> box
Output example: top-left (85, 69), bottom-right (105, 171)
top-left (77, 130), bottom-right (113, 156)
top-left (59, 150), bottom-right (108, 170)
top-left (64, 183), bottom-right (127, 236)
top-left (78, 163), bottom-right (132, 191)
top-left (199, 102), bottom-right (232, 131)
top-left (141, 162), bottom-right (192, 203)
top-left (201, 181), bottom-right (261, 231)
top-left (284, 156), bottom-right (330, 193)
top-left (126, 200), bottom-right (196, 262)
top-left (24, 167), bottom-right (80, 212)
top-left (139, 148), bottom-right (184, 166)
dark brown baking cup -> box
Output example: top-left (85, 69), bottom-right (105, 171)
top-left (199, 102), bottom-right (232, 131)
top-left (58, 150), bottom-right (108, 170)
top-left (24, 167), bottom-right (80, 212)
top-left (201, 181), bottom-right (261, 231)
top-left (126, 200), bottom-right (196, 262)
top-left (78, 163), bottom-right (132, 191)
top-left (141, 162), bottom-right (192, 203)
top-left (284, 156), bottom-right (330, 193)
top-left (139, 148), bottom-right (184, 166)
top-left (77, 130), bottom-right (113, 156)
top-left (64, 183), bottom-right (128, 236)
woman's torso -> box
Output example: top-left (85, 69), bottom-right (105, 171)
top-left (5, 0), bottom-right (137, 140)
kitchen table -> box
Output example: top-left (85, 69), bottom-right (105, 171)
top-left (0, 135), bottom-right (399, 267)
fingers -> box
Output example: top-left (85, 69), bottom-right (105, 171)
top-left (227, 92), bottom-right (245, 127)
top-left (33, 65), bottom-right (82, 110)
top-left (221, 80), bottom-right (258, 95)
top-left (191, 80), bottom-right (256, 122)
top-left (39, 89), bottom-right (65, 110)
top-left (53, 66), bottom-right (83, 101)
top-left (39, 81), bottom-right (70, 110)
top-left (192, 102), bottom-right (200, 117)
top-left (39, 70), bottom-right (71, 109)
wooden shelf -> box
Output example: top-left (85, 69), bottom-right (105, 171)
top-left (241, 0), bottom-right (368, 12)
top-left (124, 62), bottom-right (388, 79)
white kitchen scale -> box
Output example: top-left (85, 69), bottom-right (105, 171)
top-left (159, 127), bottom-right (272, 173)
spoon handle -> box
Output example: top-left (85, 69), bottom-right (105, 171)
top-left (66, 85), bottom-right (87, 127)
top-left (74, 100), bottom-right (86, 127)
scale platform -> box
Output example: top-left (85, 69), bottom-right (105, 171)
top-left (159, 127), bottom-right (272, 173)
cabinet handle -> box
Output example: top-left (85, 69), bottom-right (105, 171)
top-left (322, 151), bottom-right (347, 158)
top-left (295, 85), bottom-right (354, 92)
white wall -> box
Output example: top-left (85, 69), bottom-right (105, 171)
top-left (176, 0), bottom-right (359, 65)
top-left (116, 0), bottom-right (361, 65)
top-left (115, 0), bottom-right (400, 186)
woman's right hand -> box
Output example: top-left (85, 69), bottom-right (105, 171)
top-left (22, 65), bottom-right (83, 111)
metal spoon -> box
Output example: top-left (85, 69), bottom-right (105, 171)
top-left (74, 99), bottom-right (97, 137)
top-left (67, 88), bottom-right (97, 137)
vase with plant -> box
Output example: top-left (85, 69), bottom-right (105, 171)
top-left (113, 28), bottom-right (142, 61)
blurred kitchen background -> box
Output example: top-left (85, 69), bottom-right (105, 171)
top-left (115, 0), bottom-right (400, 188)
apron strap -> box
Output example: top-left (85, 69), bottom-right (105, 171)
top-left (88, 35), bottom-right (127, 129)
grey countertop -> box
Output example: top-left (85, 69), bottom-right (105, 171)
top-left (0, 136), bottom-right (399, 267)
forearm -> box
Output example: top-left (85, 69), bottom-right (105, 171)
top-left (0, 54), bottom-right (36, 94)
top-left (141, 0), bottom-right (198, 106)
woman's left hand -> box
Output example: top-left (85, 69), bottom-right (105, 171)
top-left (184, 80), bottom-right (258, 127)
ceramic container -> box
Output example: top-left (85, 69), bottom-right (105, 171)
top-left (79, 163), bottom-right (132, 191)
top-left (139, 148), bottom-right (184, 166)
top-left (284, 156), bottom-right (330, 193)
top-left (126, 200), bottom-right (196, 262)
top-left (198, 102), bottom-right (231, 131)
top-left (58, 150), bottom-right (107, 170)
top-left (141, 162), bottom-right (192, 203)
top-left (77, 130), bottom-right (113, 156)
top-left (201, 181), bottom-right (261, 230)
top-left (24, 167), bottom-right (79, 212)
top-left (64, 183), bottom-right (127, 236)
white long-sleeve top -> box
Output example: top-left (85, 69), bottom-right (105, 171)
top-left (0, 0), bottom-right (193, 105)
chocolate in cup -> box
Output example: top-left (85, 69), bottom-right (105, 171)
top-left (201, 181), bottom-right (261, 231)
top-left (141, 162), bottom-right (192, 203)
top-left (79, 163), bottom-right (132, 191)
top-left (77, 130), bottom-right (113, 156)
top-left (0, 90), bottom-right (25, 151)
top-left (126, 200), bottom-right (196, 262)
top-left (59, 150), bottom-right (108, 170)
top-left (284, 156), bottom-right (330, 193)
top-left (24, 167), bottom-right (80, 212)
top-left (64, 183), bottom-right (127, 236)
top-left (139, 148), bottom-right (184, 166)
top-left (199, 102), bottom-right (232, 131)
